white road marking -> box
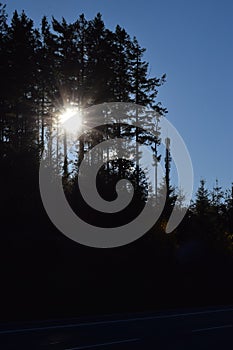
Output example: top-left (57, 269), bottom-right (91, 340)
top-left (66, 338), bottom-right (140, 349)
top-left (1, 307), bottom-right (233, 335)
top-left (192, 324), bottom-right (233, 333)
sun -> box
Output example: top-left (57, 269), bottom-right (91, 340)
top-left (59, 107), bottom-right (83, 133)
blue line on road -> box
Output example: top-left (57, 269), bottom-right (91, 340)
top-left (192, 324), bottom-right (233, 333)
top-left (66, 338), bottom-right (140, 349)
top-left (1, 307), bottom-right (233, 335)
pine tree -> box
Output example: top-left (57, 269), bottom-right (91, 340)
top-left (211, 179), bottom-right (224, 214)
top-left (37, 16), bottom-right (58, 152)
top-left (127, 37), bottom-right (166, 189)
top-left (0, 3), bottom-right (8, 151)
top-left (85, 13), bottom-right (115, 104)
top-left (111, 25), bottom-right (132, 102)
top-left (195, 179), bottom-right (210, 217)
top-left (225, 183), bottom-right (233, 234)
top-left (3, 11), bottom-right (40, 152)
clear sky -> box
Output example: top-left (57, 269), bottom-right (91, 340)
top-left (4, 0), bottom-right (233, 195)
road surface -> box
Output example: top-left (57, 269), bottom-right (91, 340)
top-left (0, 305), bottom-right (233, 349)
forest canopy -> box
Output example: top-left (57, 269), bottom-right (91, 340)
top-left (0, 3), bottom-right (233, 321)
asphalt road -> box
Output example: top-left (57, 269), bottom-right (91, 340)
top-left (1, 306), bottom-right (233, 349)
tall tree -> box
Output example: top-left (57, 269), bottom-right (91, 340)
top-left (195, 179), bottom-right (211, 217)
top-left (37, 16), bottom-right (58, 152)
top-left (5, 11), bottom-right (39, 151)
top-left (0, 3), bottom-right (8, 151)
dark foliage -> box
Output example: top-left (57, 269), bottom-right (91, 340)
top-left (0, 4), bottom-right (232, 322)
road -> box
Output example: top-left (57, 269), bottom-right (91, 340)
top-left (1, 305), bottom-right (233, 349)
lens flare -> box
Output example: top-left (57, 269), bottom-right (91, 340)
top-left (59, 108), bottom-right (82, 133)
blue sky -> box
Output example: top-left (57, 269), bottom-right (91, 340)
top-left (4, 0), bottom-right (233, 195)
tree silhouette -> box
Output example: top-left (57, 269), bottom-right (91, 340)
top-left (1, 5), bottom-right (233, 322)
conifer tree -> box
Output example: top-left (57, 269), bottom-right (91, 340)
top-left (195, 179), bottom-right (210, 217)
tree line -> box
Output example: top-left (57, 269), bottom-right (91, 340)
top-left (0, 3), bottom-right (166, 173)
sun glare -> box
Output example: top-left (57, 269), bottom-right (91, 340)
top-left (59, 107), bottom-right (82, 133)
